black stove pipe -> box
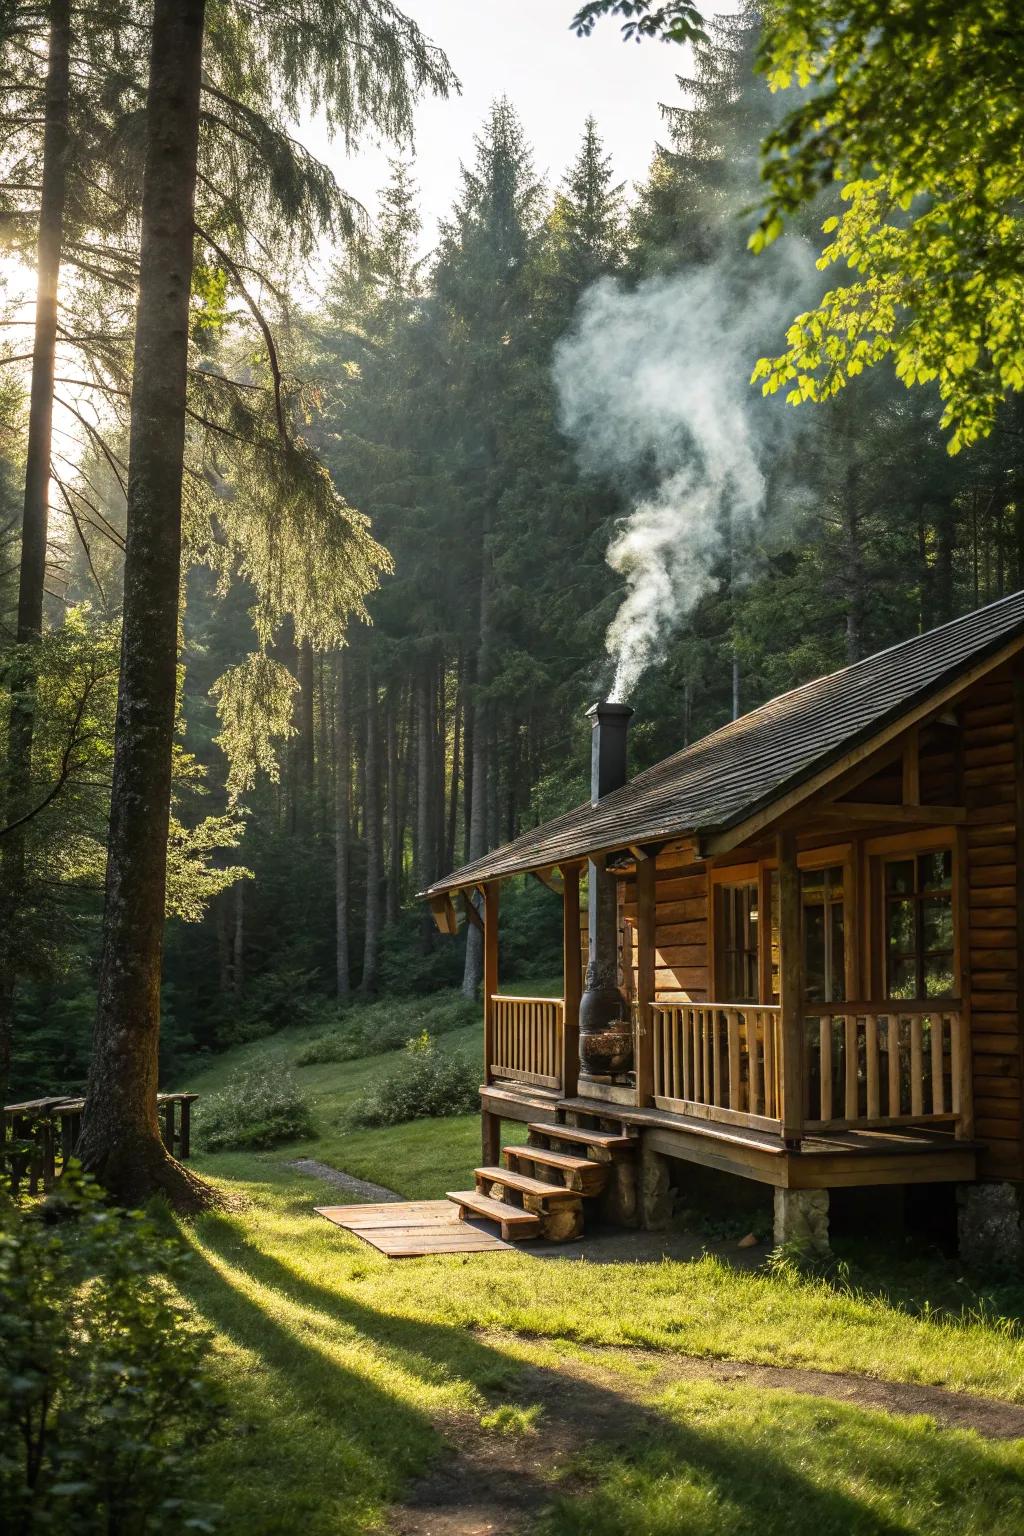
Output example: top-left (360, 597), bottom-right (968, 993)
top-left (578, 701), bottom-right (634, 1081)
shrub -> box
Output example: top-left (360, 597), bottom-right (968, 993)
top-left (0, 1170), bottom-right (222, 1533)
top-left (349, 1033), bottom-right (480, 1128)
top-left (195, 1070), bottom-right (315, 1151)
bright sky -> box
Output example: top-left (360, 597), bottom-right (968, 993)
top-left (309, 0), bottom-right (697, 254)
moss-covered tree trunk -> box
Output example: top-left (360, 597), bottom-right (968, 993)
top-left (79, 0), bottom-right (212, 1208)
top-left (0, 0), bottom-right (71, 1105)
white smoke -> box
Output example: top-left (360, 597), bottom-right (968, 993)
top-left (553, 251), bottom-right (815, 702)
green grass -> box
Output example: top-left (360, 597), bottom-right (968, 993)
top-left (540, 1381), bottom-right (1024, 1535)
top-left (175, 988), bottom-right (1024, 1534)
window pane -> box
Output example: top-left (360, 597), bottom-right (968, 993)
top-left (923, 956), bottom-right (955, 998)
top-left (886, 859), bottom-right (914, 895)
top-left (802, 870), bottom-right (826, 904)
top-left (805, 904), bottom-right (826, 1001)
top-left (889, 957), bottom-right (917, 999)
top-left (825, 866), bottom-right (844, 900)
top-left (918, 850), bottom-right (952, 891)
top-left (887, 898), bottom-right (916, 955)
top-left (921, 895), bottom-right (953, 952)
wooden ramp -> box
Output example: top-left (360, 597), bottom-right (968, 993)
top-left (316, 1201), bottom-right (517, 1257)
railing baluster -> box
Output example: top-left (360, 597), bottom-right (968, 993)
top-left (887, 1014), bottom-right (901, 1116)
top-left (930, 1012), bottom-right (945, 1115)
top-left (701, 1010), bottom-right (711, 1103)
top-left (819, 1015), bottom-right (832, 1122)
top-left (865, 1014), bottom-right (880, 1119)
top-left (727, 1009), bottom-right (741, 1111)
top-left (749, 1012), bottom-right (763, 1115)
top-left (910, 1014), bottom-right (924, 1116)
top-left (950, 1012), bottom-right (961, 1114)
top-left (842, 1014), bottom-right (857, 1119)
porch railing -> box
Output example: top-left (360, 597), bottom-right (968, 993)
top-left (805, 1004), bottom-right (963, 1131)
top-left (649, 1003), bottom-right (783, 1133)
top-left (489, 995), bottom-right (564, 1090)
top-left (647, 1000), bottom-right (965, 1137)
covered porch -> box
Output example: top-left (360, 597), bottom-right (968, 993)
top-left (466, 839), bottom-right (977, 1195)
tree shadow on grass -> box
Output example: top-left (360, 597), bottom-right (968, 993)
top-left (180, 1210), bottom-right (1024, 1536)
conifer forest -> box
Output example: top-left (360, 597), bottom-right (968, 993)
top-left (4, 5), bottom-right (1024, 1530)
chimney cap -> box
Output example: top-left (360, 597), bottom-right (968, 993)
top-left (586, 700), bottom-right (634, 724)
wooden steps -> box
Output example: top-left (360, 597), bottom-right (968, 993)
top-left (505, 1144), bottom-right (607, 1195)
top-left (446, 1190), bottom-right (541, 1240)
top-left (474, 1164), bottom-right (580, 1199)
top-left (526, 1121), bottom-right (635, 1155)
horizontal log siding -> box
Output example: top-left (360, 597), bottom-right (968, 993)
top-left (621, 850), bottom-right (710, 1003)
top-left (961, 664), bottom-right (1022, 1181)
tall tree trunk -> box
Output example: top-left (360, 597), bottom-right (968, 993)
top-left (361, 663), bottom-right (382, 993)
top-left (446, 655), bottom-right (462, 873)
top-left (462, 538), bottom-right (492, 1000)
top-left (79, 0), bottom-right (211, 1209)
top-left (415, 662), bottom-right (435, 951)
top-left (385, 682), bottom-right (400, 925)
top-left (0, 0), bottom-right (71, 1105)
top-left (297, 637), bottom-right (315, 835)
top-left (334, 650), bottom-right (350, 998)
top-left (433, 661), bottom-right (447, 879)
top-left (461, 655), bottom-right (475, 866)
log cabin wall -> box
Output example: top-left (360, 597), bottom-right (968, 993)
top-left (959, 660), bottom-right (1022, 1182)
top-left (620, 845), bottom-right (710, 1005)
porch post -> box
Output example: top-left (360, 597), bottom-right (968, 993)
top-left (560, 863), bottom-right (582, 1100)
top-left (482, 881), bottom-right (501, 1163)
top-left (634, 852), bottom-right (656, 1108)
top-left (777, 831), bottom-right (805, 1147)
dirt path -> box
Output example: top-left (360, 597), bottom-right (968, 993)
top-left (390, 1334), bottom-right (1024, 1536)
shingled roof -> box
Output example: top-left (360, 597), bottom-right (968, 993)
top-left (427, 590), bottom-right (1024, 896)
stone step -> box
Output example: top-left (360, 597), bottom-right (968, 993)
top-left (474, 1165), bottom-right (581, 1201)
top-left (446, 1189), bottom-right (541, 1240)
top-left (505, 1145), bottom-right (608, 1195)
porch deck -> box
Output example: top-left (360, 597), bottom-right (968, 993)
top-left (481, 1080), bottom-right (978, 1191)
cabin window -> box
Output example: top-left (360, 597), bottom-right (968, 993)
top-left (716, 883), bottom-right (759, 1003)
top-left (884, 849), bottom-right (955, 1000)
top-left (802, 865), bottom-right (845, 1003)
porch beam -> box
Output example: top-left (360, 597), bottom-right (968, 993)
top-left (429, 893), bottom-right (458, 935)
top-left (460, 890), bottom-right (483, 932)
top-left (777, 831), bottom-right (805, 1147)
top-left (559, 862), bottom-right (583, 1101)
top-left (634, 853), bottom-right (656, 1108)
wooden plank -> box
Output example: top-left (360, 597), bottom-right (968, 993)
top-left (358, 1229), bottom-right (517, 1256)
top-left (447, 1189), bottom-right (541, 1230)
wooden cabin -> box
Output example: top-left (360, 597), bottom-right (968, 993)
top-left (426, 593), bottom-right (1024, 1262)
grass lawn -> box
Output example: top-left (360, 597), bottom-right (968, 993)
top-left (175, 992), bottom-right (1024, 1535)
